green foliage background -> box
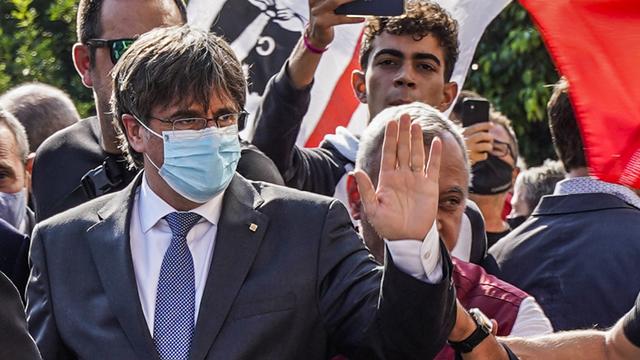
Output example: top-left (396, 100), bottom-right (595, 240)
top-left (0, 0), bottom-right (558, 166)
top-left (0, 0), bottom-right (94, 116)
top-left (465, 2), bottom-right (559, 166)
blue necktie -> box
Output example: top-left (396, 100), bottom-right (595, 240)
top-left (153, 212), bottom-right (202, 360)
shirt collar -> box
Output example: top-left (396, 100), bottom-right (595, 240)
top-left (138, 173), bottom-right (225, 233)
top-left (553, 176), bottom-right (640, 209)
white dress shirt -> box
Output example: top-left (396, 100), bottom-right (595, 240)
top-left (510, 297), bottom-right (554, 336)
top-left (129, 175), bottom-right (443, 334)
top-left (130, 175), bottom-right (225, 335)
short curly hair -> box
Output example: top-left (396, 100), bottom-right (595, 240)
top-left (359, 0), bottom-right (460, 81)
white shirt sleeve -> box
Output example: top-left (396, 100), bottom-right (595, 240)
top-left (384, 221), bottom-right (443, 284)
top-left (509, 296), bottom-right (554, 337)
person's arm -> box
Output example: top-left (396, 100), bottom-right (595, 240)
top-left (251, 0), bottom-right (363, 195)
top-left (452, 304), bottom-right (640, 360)
top-left (288, 0), bottom-right (364, 89)
top-left (316, 198), bottom-right (455, 359)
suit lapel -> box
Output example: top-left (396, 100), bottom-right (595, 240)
top-left (190, 175), bottom-right (269, 360)
top-left (87, 172), bottom-right (159, 360)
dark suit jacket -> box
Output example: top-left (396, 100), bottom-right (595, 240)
top-left (32, 117), bottom-right (284, 222)
top-left (0, 271), bottom-right (41, 360)
top-left (27, 173), bottom-right (456, 359)
top-left (0, 218), bottom-right (30, 296)
top-left (485, 193), bottom-right (640, 331)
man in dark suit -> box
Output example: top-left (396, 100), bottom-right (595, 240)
top-left (486, 78), bottom-right (640, 331)
top-left (26, 25), bottom-right (457, 359)
top-left (0, 271), bottom-right (41, 360)
top-left (31, 0), bottom-right (283, 223)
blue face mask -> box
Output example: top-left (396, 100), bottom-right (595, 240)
top-left (138, 119), bottom-right (241, 203)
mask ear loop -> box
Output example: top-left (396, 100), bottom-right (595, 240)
top-left (144, 153), bottom-right (162, 172)
top-left (133, 115), bottom-right (163, 139)
top-left (132, 115), bottom-right (164, 172)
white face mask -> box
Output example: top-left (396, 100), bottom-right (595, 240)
top-left (0, 189), bottom-right (27, 230)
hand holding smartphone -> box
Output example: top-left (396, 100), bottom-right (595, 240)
top-left (335, 0), bottom-right (405, 17)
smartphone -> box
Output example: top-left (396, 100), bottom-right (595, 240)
top-left (335, 0), bottom-right (405, 17)
top-left (461, 98), bottom-right (490, 127)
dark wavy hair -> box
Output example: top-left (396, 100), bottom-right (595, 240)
top-left (111, 25), bottom-right (246, 169)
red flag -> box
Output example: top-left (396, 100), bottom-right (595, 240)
top-left (519, 0), bottom-right (640, 188)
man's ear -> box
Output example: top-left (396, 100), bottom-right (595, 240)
top-left (25, 153), bottom-right (35, 193)
top-left (347, 173), bottom-right (362, 220)
top-left (72, 43), bottom-right (93, 88)
top-left (437, 81), bottom-right (458, 112)
top-left (351, 70), bottom-right (368, 104)
top-left (121, 114), bottom-right (146, 153)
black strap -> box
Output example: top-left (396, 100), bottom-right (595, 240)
top-left (502, 343), bottom-right (521, 360)
top-left (80, 155), bottom-right (136, 199)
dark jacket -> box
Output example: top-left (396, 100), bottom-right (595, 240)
top-left (485, 192), bottom-right (640, 331)
top-left (0, 218), bottom-right (30, 297)
top-left (0, 271), bottom-right (41, 360)
top-left (27, 173), bottom-right (456, 360)
top-left (32, 117), bottom-right (284, 222)
top-left (252, 63), bottom-right (351, 197)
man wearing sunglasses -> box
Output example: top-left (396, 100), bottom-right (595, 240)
top-left (30, 0), bottom-right (285, 222)
top-left (29, 0), bottom-right (186, 222)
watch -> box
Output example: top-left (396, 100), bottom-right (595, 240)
top-left (448, 308), bottom-right (493, 353)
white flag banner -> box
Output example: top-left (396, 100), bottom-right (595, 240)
top-left (187, 0), bottom-right (511, 146)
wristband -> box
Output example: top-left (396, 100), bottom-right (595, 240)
top-left (303, 27), bottom-right (329, 54)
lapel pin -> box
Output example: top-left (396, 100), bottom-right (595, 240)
top-left (249, 223), bottom-right (258, 232)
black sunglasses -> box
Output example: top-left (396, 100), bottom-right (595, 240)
top-left (85, 38), bottom-right (136, 64)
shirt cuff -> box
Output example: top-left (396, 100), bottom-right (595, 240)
top-left (385, 222), bottom-right (443, 284)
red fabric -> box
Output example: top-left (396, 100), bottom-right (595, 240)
top-left (434, 257), bottom-right (528, 360)
top-left (305, 35), bottom-right (363, 147)
top-left (518, 0), bottom-right (640, 189)
top-left (502, 192), bottom-right (512, 220)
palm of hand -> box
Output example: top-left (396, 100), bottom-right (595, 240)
top-left (367, 164), bottom-right (439, 240)
top-left (355, 115), bottom-right (442, 241)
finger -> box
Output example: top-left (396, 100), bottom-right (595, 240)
top-left (426, 136), bottom-right (442, 180)
top-left (469, 141), bottom-right (493, 154)
top-left (462, 121), bottom-right (493, 136)
top-left (353, 170), bottom-right (377, 215)
top-left (396, 114), bottom-right (412, 171)
top-left (380, 120), bottom-right (399, 173)
top-left (410, 122), bottom-right (425, 174)
top-left (467, 131), bottom-right (493, 144)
